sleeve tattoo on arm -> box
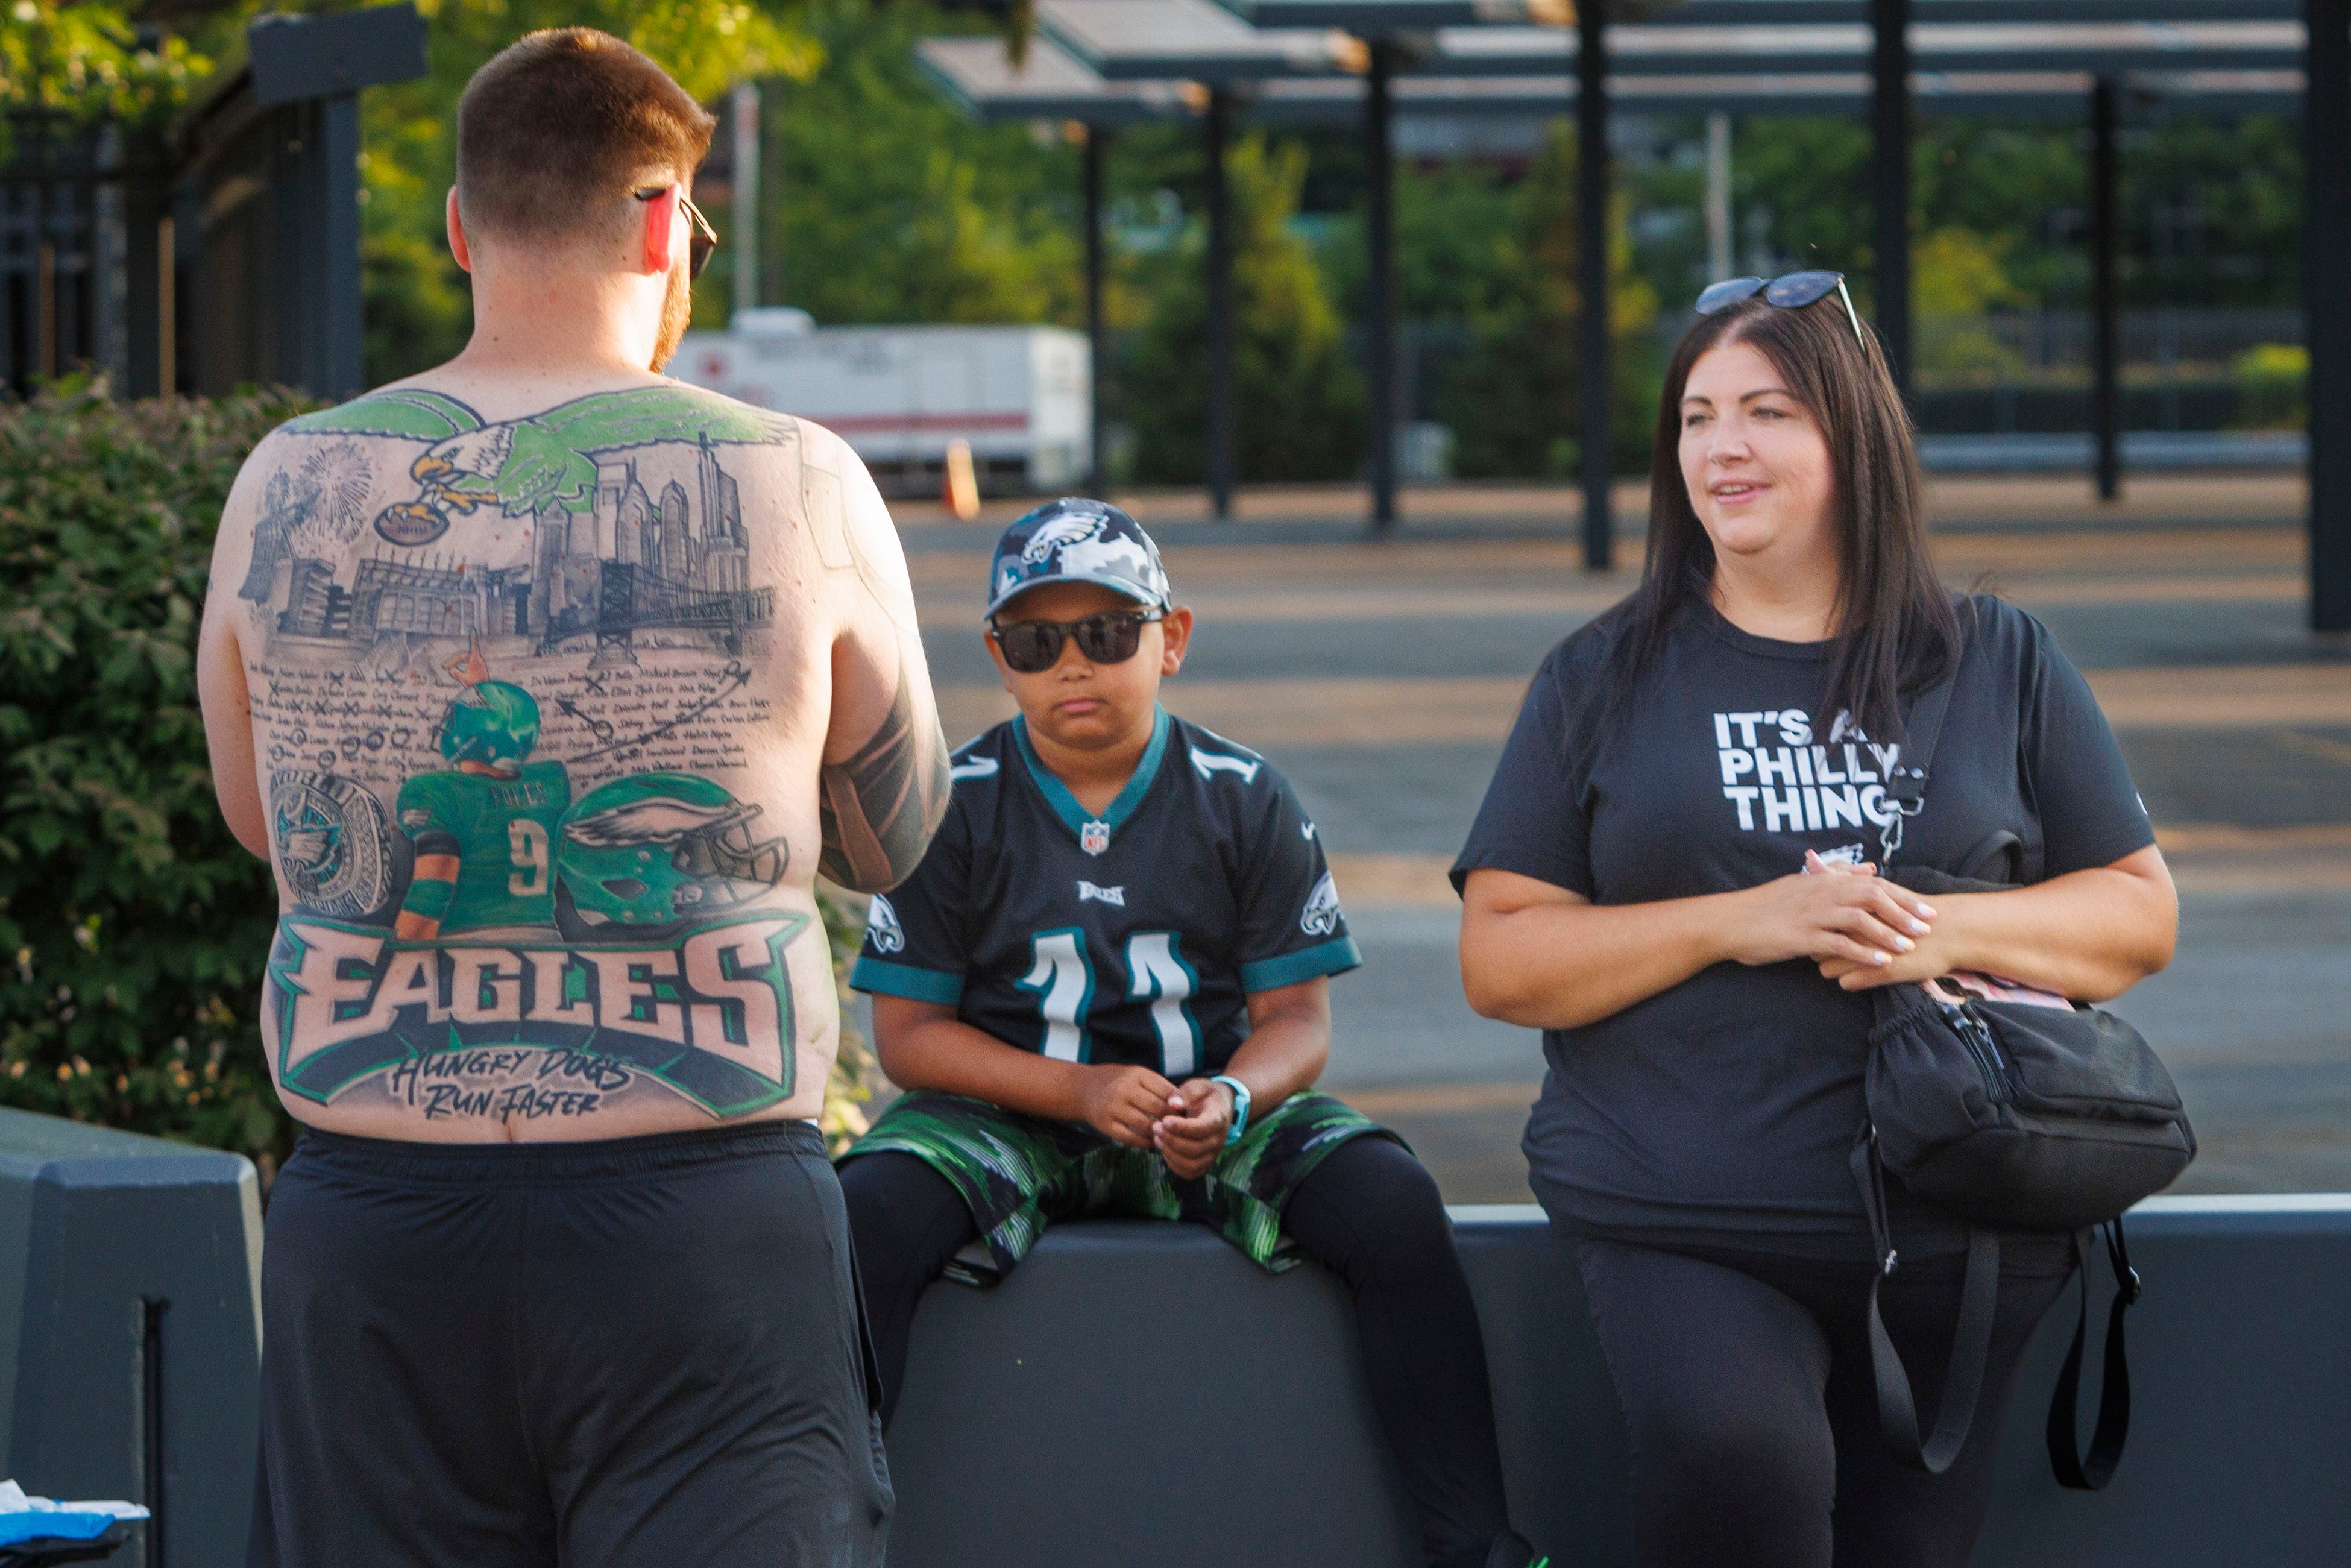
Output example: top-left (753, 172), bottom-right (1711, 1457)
top-left (819, 669), bottom-right (951, 892)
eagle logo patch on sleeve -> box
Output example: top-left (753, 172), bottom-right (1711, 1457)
top-left (1300, 872), bottom-right (1343, 936)
top-left (866, 894), bottom-right (906, 954)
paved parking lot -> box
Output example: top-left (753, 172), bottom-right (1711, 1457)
top-left (880, 476), bottom-right (2351, 1201)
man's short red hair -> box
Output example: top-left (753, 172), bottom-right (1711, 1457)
top-left (455, 28), bottom-right (716, 248)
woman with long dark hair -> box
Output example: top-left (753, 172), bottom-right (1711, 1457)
top-left (1452, 275), bottom-right (2178, 1566)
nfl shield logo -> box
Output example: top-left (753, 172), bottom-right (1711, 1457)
top-left (1080, 820), bottom-right (1110, 856)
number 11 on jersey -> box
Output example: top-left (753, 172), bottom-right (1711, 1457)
top-left (1018, 930), bottom-right (1201, 1075)
top-left (1018, 929), bottom-right (1095, 1063)
top-left (1126, 933), bottom-right (1202, 1078)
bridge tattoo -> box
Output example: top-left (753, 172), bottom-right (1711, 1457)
top-left (819, 667), bottom-right (951, 892)
top-left (244, 386), bottom-right (815, 1122)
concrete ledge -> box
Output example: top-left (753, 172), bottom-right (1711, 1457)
top-left (887, 1197), bottom-right (2351, 1567)
top-left (6, 1104), bottom-right (2337, 1566)
top-left (0, 1111), bottom-right (263, 1568)
top-left (1918, 430), bottom-right (2306, 473)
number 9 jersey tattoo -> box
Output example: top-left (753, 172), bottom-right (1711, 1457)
top-left (206, 383), bottom-right (947, 1139)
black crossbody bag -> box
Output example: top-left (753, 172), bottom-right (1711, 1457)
top-left (1851, 655), bottom-right (2197, 1489)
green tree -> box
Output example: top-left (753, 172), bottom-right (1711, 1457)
top-left (1320, 157), bottom-right (1526, 324)
top-left (1124, 134), bottom-right (1365, 484)
top-left (1429, 121), bottom-right (1658, 479)
top-left (0, 1), bottom-right (210, 127)
top-left (766, 3), bottom-right (1081, 327)
top-left (1911, 226), bottom-right (2030, 380)
top-left (2119, 115), bottom-right (2302, 308)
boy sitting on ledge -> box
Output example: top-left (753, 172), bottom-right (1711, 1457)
top-left (839, 500), bottom-right (1544, 1568)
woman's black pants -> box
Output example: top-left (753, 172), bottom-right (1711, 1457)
top-left (1573, 1235), bottom-right (2076, 1568)
top-left (841, 1136), bottom-right (1516, 1568)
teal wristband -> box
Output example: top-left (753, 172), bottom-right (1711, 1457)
top-left (1210, 1074), bottom-right (1251, 1146)
top-left (401, 874), bottom-right (456, 922)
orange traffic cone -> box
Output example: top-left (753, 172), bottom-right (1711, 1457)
top-left (943, 439), bottom-right (980, 522)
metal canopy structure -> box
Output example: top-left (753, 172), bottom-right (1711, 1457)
top-left (917, 36), bottom-right (2299, 121)
top-left (915, 37), bottom-right (1194, 123)
top-left (1039, 0), bottom-right (1359, 78)
top-left (1221, 0), bottom-right (1572, 24)
top-left (917, 1), bottom-right (2348, 630)
top-left (1421, 20), bottom-right (2304, 75)
top-left (1240, 69), bottom-right (2302, 122)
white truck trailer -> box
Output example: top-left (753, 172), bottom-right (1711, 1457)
top-left (672, 310), bottom-right (1092, 494)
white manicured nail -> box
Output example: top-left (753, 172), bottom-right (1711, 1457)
top-left (1895, 936), bottom-right (1913, 952)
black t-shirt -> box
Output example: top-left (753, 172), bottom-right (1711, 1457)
top-left (1453, 594), bottom-right (2155, 1256)
top-left (852, 708), bottom-right (1361, 1075)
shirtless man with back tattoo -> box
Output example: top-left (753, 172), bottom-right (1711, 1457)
top-left (195, 29), bottom-right (946, 1568)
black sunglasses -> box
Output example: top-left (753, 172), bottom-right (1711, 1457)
top-left (989, 609), bottom-right (1162, 674)
top-left (635, 186), bottom-right (717, 280)
top-left (1695, 269), bottom-right (1866, 347)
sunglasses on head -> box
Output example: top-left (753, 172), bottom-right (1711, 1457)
top-left (1695, 270), bottom-right (1866, 348)
top-left (989, 608), bottom-right (1162, 675)
top-left (635, 186), bottom-right (717, 280)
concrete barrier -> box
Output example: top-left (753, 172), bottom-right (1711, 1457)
top-left (886, 1197), bottom-right (2351, 1567)
top-left (0, 1110), bottom-right (262, 1568)
top-left (3, 1101), bottom-right (2340, 1567)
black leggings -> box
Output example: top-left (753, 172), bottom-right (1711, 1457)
top-left (842, 1137), bottom-right (1514, 1568)
top-left (1573, 1236), bottom-right (2076, 1568)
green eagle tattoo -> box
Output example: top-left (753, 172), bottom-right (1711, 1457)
top-left (285, 386), bottom-right (796, 547)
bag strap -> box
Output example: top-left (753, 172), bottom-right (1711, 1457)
top-left (1877, 643), bottom-right (1963, 867)
top-left (1849, 1129), bottom-right (2000, 1473)
top-left (2046, 1219), bottom-right (2141, 1490)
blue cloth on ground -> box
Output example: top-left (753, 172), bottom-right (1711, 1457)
top-left (0, 1513), bottom-right (117, 1546)
top-left (0, 1481), bottom-right (145, 1548)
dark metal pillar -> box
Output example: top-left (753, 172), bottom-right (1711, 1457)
top-left (1871, 0), bottom-right (1912, 395)
top-left (1366, 40), bottom-right (1398, 531)
top-left (2309, 0), bottom-right (2351, 630)
top-left (1577, 0), bottom-right (1613, 570)
top-left (1204, 90), bottom-right (1235, 521)
top-left (320, 94), bottom-right (364, 397)
top-left (122, 128), bottom-right (169, 400)
top-left (1084, 124), bottom-right (1110, 490)
top-left (2089, 77), bottom-right (2121, 502)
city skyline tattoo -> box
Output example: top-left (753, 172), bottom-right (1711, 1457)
top-left (242, 387), bottom-right (824, 1125)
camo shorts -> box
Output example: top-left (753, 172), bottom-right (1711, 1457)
top-left (840, 1089), bottom-right (1402, 1284)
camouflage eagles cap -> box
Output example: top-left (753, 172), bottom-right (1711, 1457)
top-left (984, 497), bottom-right (1173, 619)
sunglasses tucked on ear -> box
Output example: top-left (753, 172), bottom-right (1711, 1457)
top-left (989, 608), bottom-right (1162, 674)
top-left (1695, 269), bottom-right (1867, 348)
top-left (634, 185), bottom-right (717, 280)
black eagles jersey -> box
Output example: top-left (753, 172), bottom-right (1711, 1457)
top-left (849, 708), bottom-right (1360, 1077)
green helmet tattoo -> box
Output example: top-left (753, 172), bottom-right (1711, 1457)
top-left (553, 771), bottom-right (787, 942)
top-left (438, 680), bottom-right (540, 769)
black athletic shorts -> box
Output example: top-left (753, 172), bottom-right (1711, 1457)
top-left (247, 1121), bottom-right (892, 1568)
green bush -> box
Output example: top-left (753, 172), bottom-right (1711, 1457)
top-left (2233, 342), bottom-right (2308, 431)
top-left (1, 383), bottom-right (306, 1170)
top-left (0, 383), bottom-right (876, 1179)
top-left (1123, 135), bottom-right (1366, 484)
top-left (1425, 122), bottom-right (1658, 480)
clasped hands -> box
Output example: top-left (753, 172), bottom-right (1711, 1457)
top-left (1733, 849), bottom-right (1952, 992)
top-left (1074, 1065), bottom-right (1235, 1179)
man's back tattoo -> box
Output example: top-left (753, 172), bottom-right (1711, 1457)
top-left (242, 386), bottom-right (835, 1126)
